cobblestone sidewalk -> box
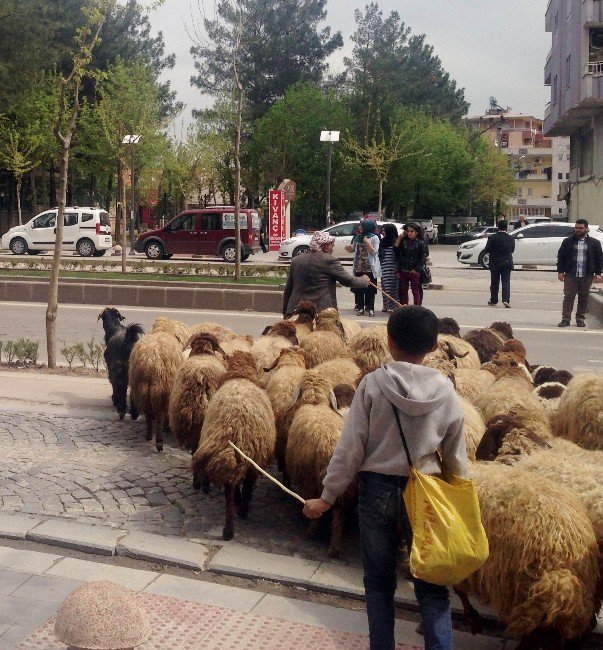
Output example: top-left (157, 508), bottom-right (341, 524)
top-left (0, 411), bottom-right (360, 564)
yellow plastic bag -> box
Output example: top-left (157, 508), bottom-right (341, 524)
top-left (403, 467), bottom-right (489, 586)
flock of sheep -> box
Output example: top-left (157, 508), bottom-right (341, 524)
top-left (98, 303), bottom-right (603, 650)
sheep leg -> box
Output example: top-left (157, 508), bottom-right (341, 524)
top-left (129, 395), bottom-right (139, 420)
top-left (238, 474), bottom-right (254, 519)
top-left (201, 480), bottom-right (211, 494)
top-left (514, 629), bottom-right (562, 650)
top-left (233, 484), bottom-right (242, 506)
top-left (328, 503), bottom-right (343, 559)
top-left (114, 384), bottom-right (128, 420)
top-left (453, 587), bottom-right (484, 635)
top-left (155, 415), bottom-right (165, 452)
top-left (223, 484), bottom-right (235, 541)
top-left (144, 412), bottom-right (153, 441)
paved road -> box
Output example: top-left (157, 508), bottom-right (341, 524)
top-left (0, 408), bottom-right (359, 565)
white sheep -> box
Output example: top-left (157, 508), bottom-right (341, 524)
top-left (554, 373), bottom-right (603, 451)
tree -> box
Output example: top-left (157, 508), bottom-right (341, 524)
top-left (344, 3), bottom-right (468, 124)
top-left (0, 127), bottom-right (40, 225)
top-left (46, 1), bottom-right (114, 369)
top-left (190, 0), bottom-right (343, 120)
top-left (345, 107), bottom-right (424, 215)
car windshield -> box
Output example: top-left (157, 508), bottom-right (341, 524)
top-left (468, 227), bottom-right (486, 234)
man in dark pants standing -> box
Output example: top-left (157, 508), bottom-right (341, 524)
top-left (557, 219), bottom-right (603, 327)
top-left (484, 219), bottom-right (515, 308)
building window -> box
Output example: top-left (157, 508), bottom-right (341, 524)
top-left (558, 172), bottom-right (563, 179)
top-left (565, 55), bottom-right (571, 88)
top-left (528, 188), bottom-right (533, 196)
top-left (566, 173), bottom-right (569, 179)
top-left (517, 187), bottom-right (522, 197)
top-left (558, 153), bottom-right (564, 160)
top-left (559, 208), bottom-right (563, 213)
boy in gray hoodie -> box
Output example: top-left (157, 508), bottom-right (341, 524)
top-left (304, 306), bottom-right (467, 650)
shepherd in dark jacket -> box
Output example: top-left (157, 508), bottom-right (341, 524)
top-left (484, 219), bottom-right (515, 308)
top-left (557, 219), bottom-right (603, 327)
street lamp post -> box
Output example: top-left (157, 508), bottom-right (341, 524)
top-left (122, 135), bottom-right (141, 254)
top-left (320, 130), bottom-right (340, 228)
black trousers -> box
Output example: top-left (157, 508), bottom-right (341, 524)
top-left (562, 275), bottom-right (593, 321)
top-left (354, 272), bottom-right (377, 310)
top-left (489, 263), bottom-right (511, 304)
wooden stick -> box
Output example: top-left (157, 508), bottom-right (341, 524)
top-left (228, 441), bottom-right (306, 505)
top-left (368, 281), bottom-right (404, 308)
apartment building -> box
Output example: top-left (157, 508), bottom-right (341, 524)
top-left (544, 0), bottom-right (603, 222)
top-left (465, 107), bottom-right (570, 220)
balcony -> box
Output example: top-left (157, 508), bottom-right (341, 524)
top-left (506, 147), bottom-right (554, 157)
top-left (515, 172), bottom-right (550, 181)
top-left (544, 102), bottom-right (552, 120)
top-left (584, 0), bottom-right (603, 25)
top-left (586, 61), bottom-right (603, 76)
top-left (508, 197), bottom-right (553, 208)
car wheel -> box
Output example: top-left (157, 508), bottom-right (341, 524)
top-left (221, 244), bottom-right (237, 263)
top-left (144, 241), bottom-right (165, 260)
top-left (77, 238), bottom-right (95, 257)
top-left (93, 250), bottom-right (106, 257)
top-left (10, 237), bottom-right (28, 255)
top-left (478, 251), bottom-right (490, 270)
top-left (292, 245), bottom-right (310, 257)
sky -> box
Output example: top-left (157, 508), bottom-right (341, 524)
top-left (149, 0), bottom-right (552, 131)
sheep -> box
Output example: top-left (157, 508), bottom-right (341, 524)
top-left (474, 376), bottom-right (552, 440)
top-left (316, 307), bottom-right (363, 343)
top-left (348, 325), bottom-right (391, 374)
top-left (150, 317), bottom-right (190, 348)
top-left (423, 357), bottom-right (456, 382)
top-left (489, 321), bottom-right (514, 340)
top-left (251, 321), bottom-right (299, 386)
top-left (500, 338), bottom-right (527, 366)
top-left (554, 373), bottom-right (603, 451)
top-left (458, 396), bottom-right (485, 461)
top-left (458, 462), bottom-right (600, 648)
top-left (264, 347), bottom-right (307, 480)
top-left (533, 381), bottom-right (566, 429)
top-left (437, 317), bottom-right (461, 338)
top-left (452, 368), bottom-right (495, 404)
top-left (189, 321), bottom-right (237, 342)
top-left (286, 375), bottom-right (357, 558)
top-left (98, 308), bottom-right (145, 420)
top-left (462, 327), bottom-right (505, 364)
top-left (481, 352), bottom-right (533, 385)
top-left (219, 335), bottom-right (254, 357)
top-left (532, 365), bottom-right (557, 386)
top-left (424, 335), bottom-right (481, 370)
top-left (168, 333), bottom-right (227, 454)
top-left (191, 352), bottom-right (276, 541)
top-left (285, 300), bottom-right (317, 341)
top-left (299, 330), bottom-right (350, 369)
top-left (129, 325), bottom-right (185, 452)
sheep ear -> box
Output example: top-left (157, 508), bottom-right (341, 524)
top-left (261, 325), bottom-right (273, 336)
top-left (289, 333), bottom-right (299, 346)
top-left (329, 390), bottom-right (339, 413)
top-left (263, 357), bottom-right (280, 372)
top-left (216, 345), bottom-right (229, 359)
top-left (118, 313), bottom-right (125, 321)
top-left (97, 312), bottom-right (103, 321)
top-left (286, 386), bottom-right (302, 411)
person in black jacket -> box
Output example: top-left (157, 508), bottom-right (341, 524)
top-left (483, 219), bottom-right (515, 308)
top-left (394, 223), bottom-right (428, 305)
top-left (556, 219), bottom-right (603, 327)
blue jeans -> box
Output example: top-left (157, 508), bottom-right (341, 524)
top-left (358, 471), bottom-right (453, 650)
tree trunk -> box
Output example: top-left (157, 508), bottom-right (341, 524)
top-left (115, 159), bottom-right (122, 241)
top-left (46, 137), bottom-right (71, 368)
top-left (120, 161), bottom-right (127, 273)
top-left (49, 163), bottom-right (57, 208)
top-left (105, 171), bottom-right (112, 212)
top-left (378, 178), bottom-right (383, 216)
top-left (16, 177), bottom-right (22, 225)
top-left (30, 171), bottom-right (38, 211)
top-left (233, 36), bottom-right (244, 281)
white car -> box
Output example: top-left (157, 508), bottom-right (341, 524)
top-left (1, 207), bottom-right (113, 257)
top-left (457, 222), bottom-right (603, 269)
top-left (278, 220), bottom-right (405, 261)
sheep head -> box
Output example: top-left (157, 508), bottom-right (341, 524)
top-left (97, 307), bottom-right (125, 330)
top-left (483, 353), bottom-right (532, 385)
top-left (296, 374), bottom-right (334, 407)
top-left (476, 414), bottom-right (551, 461)
top-left (290, 300), bottom-right (318, 321)
top-left (333, 383), bottom-right (356, 415)
top-left (549, 369), bottom-right (573, 386)
top-left (501, 339), bottom-right (527, 366)
top-left (262, 321), bottom-right (299, 345)
top-left (224, 351), bottom-right (260, 385)
top-left (187, 332), bottom-right (227, 358)
top-left (437, 317), bottom-right (461, 338)
top-left (489, 321), bottom-right (514, 340)
top-left (263, 346), bottom-right (306, 372)
top-left (316, 309), bottom-right (347, 342)
top-left (534, 381), bottom-right (566, 400)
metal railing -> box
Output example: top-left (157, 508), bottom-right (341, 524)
top-left (586, 61), bottom-right (603, 76)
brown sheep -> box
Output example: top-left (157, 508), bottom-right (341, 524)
top-left (168, 333), bottom-right (227, 454)
top-left (489, 321), bottom-right (514, 340)
top-left (191, 352), bottom-right (276, 540)
top-left (349, 325), bottom-right (391, 374)
top-left (462, 328), bottom-right (505, 364)
top-left (481, 352), bottom-right (533, 385)
top-left (437, 317), bottom-right (461, 338)
top-left (150, 317), bottom-right (190, 348)
top-left (300, 330), bottom-right (350, 369)
top-left (285, 300), bottom-right (317, 341)
top-left (554, 373), bottom-right (603, 451)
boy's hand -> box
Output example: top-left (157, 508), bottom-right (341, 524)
top-left (303, 498), bottom-right (331, 519)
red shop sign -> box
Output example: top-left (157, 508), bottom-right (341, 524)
top-left (269, 189), bottom-right (285, 251)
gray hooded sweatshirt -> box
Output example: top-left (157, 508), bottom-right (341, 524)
top-left (321, 361), bottom-right (468, 505)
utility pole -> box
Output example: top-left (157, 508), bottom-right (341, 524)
top-left (320, 130), bottom-right (340, 228)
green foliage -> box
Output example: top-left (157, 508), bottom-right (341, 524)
top-left (470, 136), bottom-right (516, 208)
top-left (1, 338), bottom-right (39, 365)
top-left (60, 341), bottom-right (79, 369)
top-left (3, 341), bottom-right (16, 364)
top-left (86, 338), bottom-right (105, 371)
top-left (190, 0), bottom-right (343, 120)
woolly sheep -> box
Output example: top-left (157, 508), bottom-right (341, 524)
top-left (191, 352), bottom-right (276, 540)
top-left (533, 381), bottom-right (566, 429)
top-left (554, 373), bottom-right (603, 451)
top-left (462, 328), bottom-right (505, 364)
top-left (286, 376), bottom-right (356, 558)
top-left (458, 396), bottom-right (485, 461)
top-left (349, 325), bottom-right (391, 374)
top-left (285, 301), bottom-right (317, 342)
top-left (459, 462), bottom-right (599, 647)
top-left (489, 321), bottom-right (514, 340)
top-left (150, 317), bottom-right (190, 348)
top-left (481, 352), bottom-right (533, 385)
top-left (129, 330), bottom-right (185, 452)
top-left (189, 321), bottom-right (237, 342)
top-left (452, 368), bottom-right (495, 404)
top-left (251, 321), bottom-right (299, 386)
top-left (424, 335), bottom-right (480, 370)
top-left (474, 376), bottom-right (551, 440)
top-left (299, 330), bottom-right (350, 369)
top-left (168, 333), bottom-right (227, 454)
top-left (437, 317), bottom-right (461, 338)
top-left (219, 335), bottom-right (254, 357)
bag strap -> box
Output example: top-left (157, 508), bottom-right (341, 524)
top-left (391, 403), bottom-right (413, 468)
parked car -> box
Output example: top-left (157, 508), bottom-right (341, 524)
top-left (1, 207), bottom-right (112, 257)
top-left (133, 207), bottom-right (262, 262)
top-left (457, 222), bottom-right (603, 269)
top-left (278, 220), bottom-right (405, 261)
top-left (414, 219), bottom-right (438, 243)
top-left (439, 226), bottom-right (498, 246)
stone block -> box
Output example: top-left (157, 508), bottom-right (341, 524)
top-left (84, 283), bottom-right (111, 306)
top-left (47, 558), bottom-right (158, 591)
top-left (0, 547), bottom-right (61, 575)
top-left (137, 286), bottom-right (166, 308)
top-left (252, 290), bottom-right (282, 313)
top-left (209, 544), bottom-right (319, 585)
top-left (0, 513), bottom-right (41, 540)
top-left (165, 288), bottom-right (195, 309)
top-left (5, 282), bottom-right (32, 302)
top-left (117, 531), bottom-right (209, 571)
top-left (30, 282), bottom-right (49, 303)
top-left (308, 563), bottom-right (364, 598)
top-left (222, 289), bottom-right (250, 312)
top-left (26, 519), bottom-right (126, 556)
top-left (193, 289), bottom-right (225, 311)
top-left (110, 284), bottom-right (139, 307)
top-left (58, 283), bottom-right (84, 304)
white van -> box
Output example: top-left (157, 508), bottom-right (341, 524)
top-left (1, 207), bottom-right (113, 257)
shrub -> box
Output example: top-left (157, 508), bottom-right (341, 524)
top-left (60, 341), bottom-right (79, 369)
top-left (86, 338), bottom-right (104, 372)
